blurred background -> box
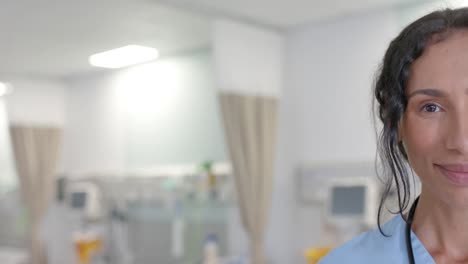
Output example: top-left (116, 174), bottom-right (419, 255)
top-left (0, 0), bottom-right (463, 264)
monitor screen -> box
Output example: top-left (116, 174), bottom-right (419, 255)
top-left (70, 191), bottom-right (87, 209)
top-left (330, 186), bottom-right (365, 216)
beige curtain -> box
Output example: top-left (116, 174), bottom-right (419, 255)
top-left (219, 92), bottom-right (278, 264)
top-left (9, 126), bottom-right (62, 264)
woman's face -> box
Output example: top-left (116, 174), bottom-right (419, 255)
top-left (401, 30), bottom-right (468, 206)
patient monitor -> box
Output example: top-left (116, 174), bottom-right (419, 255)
top-left (67, 181), bottom-right (102, 221)
top-left (325, 177), bottom-right (378, 227)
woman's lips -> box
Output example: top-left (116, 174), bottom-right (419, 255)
top-left (436, 164), bottom-right (468, 186)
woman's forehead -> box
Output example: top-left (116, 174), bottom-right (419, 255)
top-left (406, 30), bottom-right (468, 94)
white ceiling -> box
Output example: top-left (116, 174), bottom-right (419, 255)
top-left (0, 0), bottom-right (212, 78)
top-left (0, 0), bottom-right (435, 78)
top-left (153, 0), bottom-right (435, 28)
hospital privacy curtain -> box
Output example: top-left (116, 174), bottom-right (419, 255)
top-left (219, 92), bottom-right (278, 264)
top-left (9, 125), bottom-right (62, 264)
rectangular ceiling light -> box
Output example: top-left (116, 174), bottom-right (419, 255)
top-left (89, 45), bottom-right (159, 69)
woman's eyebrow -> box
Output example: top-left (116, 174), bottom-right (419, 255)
top-left (407, 88), bottom-right (447, 99)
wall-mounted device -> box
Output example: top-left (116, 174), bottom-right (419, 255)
top-left (67, 181), bottom-right (102, 221)
top-left (325, 177), bottom-right (378, 227)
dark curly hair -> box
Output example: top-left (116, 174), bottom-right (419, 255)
top-left (374, 7), bottom-right (468, 235)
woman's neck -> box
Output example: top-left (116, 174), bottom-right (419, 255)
top-left (412, 189), bottom-right (468, 263)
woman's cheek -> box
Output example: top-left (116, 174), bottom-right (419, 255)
top-left (403, 115), bottom-right (441, 160)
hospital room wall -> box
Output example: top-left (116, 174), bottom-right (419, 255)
top-left (62, 50), bottom-right (227, 174)
top-left (1, 58), bottom-right (223, 174)
top-left (282, 7), bottom-right (400, 263)
top-left (3, 77), bottom-right (66, 126)
top-left (0, 51), bottom-right (226, 177)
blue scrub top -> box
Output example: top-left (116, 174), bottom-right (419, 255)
top-left (319, 215), bottom-right (436, 264)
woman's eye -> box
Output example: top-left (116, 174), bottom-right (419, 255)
top-left (421, 103), bottom-right (441, 113)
